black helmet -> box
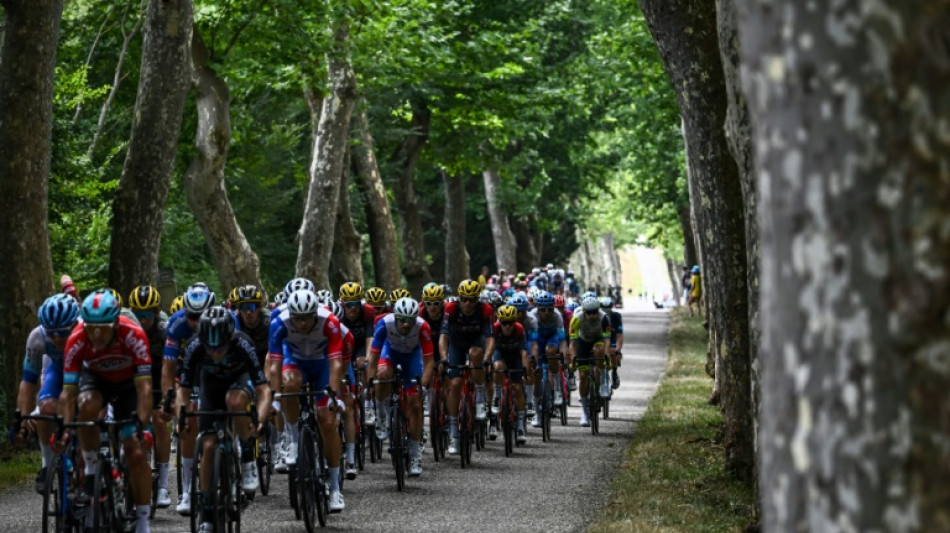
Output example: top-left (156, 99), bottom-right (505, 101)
top-left (199, 306), bottom-right (235, 349)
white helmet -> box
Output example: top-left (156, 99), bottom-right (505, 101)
top-left (184, 287), bottom-right (215, 314)
top-left (327, 300), bottom-right (344, 320)
top-left (287, 289), bottom-right (319, 315)
top-left (393, 297), bottom-right (420, 319)
top-left (581, 294), bottom-right (600, 312)
top-left (315, 289), bottom-right (334, 305)
top-left (284, 277), bottom-right (314, 295)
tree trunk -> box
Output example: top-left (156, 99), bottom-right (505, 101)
top-left (679, 202), bottom-right (698, 268)
top-left (737, 2), bottom-right (950, 529)
top-left (331, 147), bottom-right (363, 289)
top-left (109, 0), bottom-right (192, 295)
top-left (0, 0), bottom-right (62, 424)
top-left (352, 107), bottom-right (401, 289)
top-left (296, 17), bottom-right (357, 289)
top-left (183, 31), bottom-right (261, 293)
top-left (512, 215), bottom-right (540, 272)
top-left (389, 99), bottom-right (432, 293)
top-left (442, 170), bottom-right (470, 288)
top-left (482, 166), bottom-right (518, 273)
top-left (640, 0), bottom-right (754, 482)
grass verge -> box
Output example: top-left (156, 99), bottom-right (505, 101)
top-left (589, 309), bottom-right (755, 533)
top-left (0, 445), bottom-right (40, 492)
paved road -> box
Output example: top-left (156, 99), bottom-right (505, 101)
top-left (0, 309), bottom-right (668, 533)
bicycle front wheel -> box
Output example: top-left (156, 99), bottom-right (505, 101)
top-left (91, 455), bottom-right (115, 533)
top-left (41, 456), bottom-right (63, 533)
top-left (429, 388), bottom-right (442, 462)
top-left (391, 404), bottom-right (405, 491)
top-left (298, 428), bottom-right (317, 532)
top-left (501, 391), bottom-right (513, 457)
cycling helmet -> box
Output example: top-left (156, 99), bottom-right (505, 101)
top-left (284, 277), bottom-right (314, 295)
top-left (479, 290), bottom-right (492, 304)
top-left (39, 294), bottom-right (80, 330)
top-left (567, 270), bottom-right (575, 278)
top-left (81, 290), bottom-right (121, 324)
top-left (581, 291), bottom-right (596, 300)
top-left (527, 286), bottom-right (541, 301)
top-left (338, 282), bottom-right (363, 302)
top-left (445, 296), bottom-right (459, 304)
top-left (599, 296), bottom-right (614, 309)
top-left (227, 287), bottom-right (240, 306)
top-left (198, 306), bottom-right (235, 349)
top-left (328, 300), bottom-right (344, 320)
top-left (581, 294), bottom-right (600, 312)
top-left (421, 283), bottom-right (444, 302)
top-left (366, 287), bottom-right (387, 306)
top-left (531, 268), bottom-right (540, 275)
top-left (507, 293), bottom-right (529, 312)
top-left (106, 288), bottom-right (124, 308)
top-left (501, 288), bottom-right (515, 299)
top-left (315, 289), bottom-right (334, 305)
top-left (457, 279), bottom-right (481, 299)
top-left (565, 299), bottom-right (580, 312)
top-left (170, 295), bottom-right (184, 314)
top-left (392, 297), bottom-right (420, 319)
top-left (692, 265), bottom-right (700, 274)
top-left (183, 287), bottom-right (215, 314)
top-left (273, 290), bottom-right (288, 306)
top-left (236, 285), bottom-right (263, 304)
top-left (287, 289), bottom-right (320, 316)
top-left (389, 288), bottom-right (410, 302)
top-left (554, 295), bottom-right (565, 308)
top-left (129, 285), bottom-right (161, 310)
top-left (535, 291), bottom-right (555, 308)
top-left (188, 282), bottom-right (210, 291)
top-left (496, 304), bottom-right (518, 322)
top-left (484, 283), bottom-right (497, 292)
top-left (546, 263), bottom-right (554, 270)
top-left (488, 292), bottom-right (504, 308)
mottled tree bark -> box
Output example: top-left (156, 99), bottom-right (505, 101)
top-left (389, 99), bottom-right (432, 293)
top-left (482, 166), bottom-right (518, 274)
top-left (641, 0), bottom-right (754, 481)
top-left (109, 0), bottom-right (192, 295)
top-left (512, 215), bottom-right (541, 271)
top-left (679, 203), bottom-right (698, 268)
top-left (296, 17), bottom-right (357, 289)
top-left (0, 0), bottom-right (62, 422)
top-left (737, 2), bottom-right (950, 530)
top-left (183, 31), bottom-right (261, 293)
top-left (331, 149), bottom-right (363, 289)
top-left (442, 171), bottom-right (470, 288)
top-left (352, 107), bottom-right (401, 289)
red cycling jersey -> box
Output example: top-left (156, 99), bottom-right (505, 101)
top-left (63, 315), bottom-right (152, 386)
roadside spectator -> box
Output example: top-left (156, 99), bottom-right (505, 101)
top-left (688, 265), bottom-right (703, 317)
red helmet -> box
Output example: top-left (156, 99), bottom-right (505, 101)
top-left (554, 295), bottom-right (565, 308)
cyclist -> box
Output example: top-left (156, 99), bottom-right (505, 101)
top-left (490, 304), bottom-right (528, 444)
top-left (419, 282), bottom-right (445, 417)
top-left (568, 294), bottom-right (611, 427)
top-left (164, 284), bottom-right (219, 514)
top-left (338, 282), bottom-right (378, 428)
top-left (58, 290), bottom-right (154, 533)
top-left (600, 296), bottom-right (624, 390)
top-left (529, 291), bottom-right (567, 408)
top-left (13, 294), bottom-right (79, 494)
top-left (178, 307), bottom-right (270, 533)
top-left (129, 285), bottom-right (173, 509)
top-left (440, 279), bottom-right (495, 455)
top-left (365, 286), bottom-right (389, 316)
top-left (507, 293), bottom-right (540, 425)
top-left (170, 295), bottom-right (184, 315)
top-left (371, 297), bottom-right (435, 476)
top-left (269, 289), bottom-right (346, 512)
top-left (328, 300), bottom-right (360, 479)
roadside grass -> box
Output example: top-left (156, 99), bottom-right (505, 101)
top-left (589, 309), bottom-right (755, 533)
top-left (0, 445), bottom-right (40, 492)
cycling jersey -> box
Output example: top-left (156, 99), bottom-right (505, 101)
top-left (340, 303), bottom-right (376, 359)
top-left (22, 325), bottom-right (67, 384)
top-left (63, 316), bottom-right (151, 386)
top-left (569, 311), bottom-right (611, 344)
top-left (164, 308), bottom-right (240, 363)
top-left (519, 313), bottom-right (539, 352)
top-left (371, 314), bottom-right (433, 385)
top-left (440, 301), bottom-right (494, 342)
top-left (143, 318), bottom-right (168, 395)
top-left (528, 308), bottom-right (566, 349)
top-left (492, 321), bottom-right (527, 383)
top-left (237, 312), bottom-right (271, 364)
top-left (268, 306), bottom-right (343, 362)
top-left (178, 331), bottom-right (267, 390)
top-left (418, 304), bottom-right (443, 358)
top-left (608, 310), bottom-right (623, 347)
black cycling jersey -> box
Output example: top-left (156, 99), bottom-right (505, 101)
top-left (179, 331), bottom-right (267, 389)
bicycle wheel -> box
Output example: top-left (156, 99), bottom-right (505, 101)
top-left (589, 378), bottom-right (600, 436)
top-left (391, 404), bottom-right (405, 491)
top-left (90, 455), bottom-right (114, 533)
top-left (229, 443), bottom-right (244, 533)
top-left (336, 420), bottom-right (345, 492)
top-left (542, 383), bottom-right (552, 443)
top-left (190, 446), bottom-right (201, 533)
top-left (603, 396), bottom-right (610, 420)
top-left (149, 449), bottom-right (157, 519)
top-left (458, 400), bottom-right (470, 468)
top-left (258, 425), bottom-right (272, 496)
top-left (355, 402), bottom-right (366, 471)
top-left (118, 462), bottom-right (135, 532)
top-left (298, 427), bottom-right (317, 533)
top-left (313, 426), bottom-right (328, 526)
top-left (429, 388), bottom-right (442, 462)
top-left (501, 390), bottom-right (513, 457)
top-left (41, 455), bottom-right (63, 533)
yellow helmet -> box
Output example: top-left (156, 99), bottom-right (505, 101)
top-left (235, 284), bottom-right (263, 305)
top-left (227, 287), bottom-right (241, 305)
top-left (107, 288), bottom-right (124, 308)
top-left (170, 295), bottom-right (184, 314)
top-left (421, 282), bottom-right (445, 303)
top-left (339, 282), bottom-right (363, 302)
top-left (366, 287), bottom-right (387, 306)
top-left (496, 304), bottom-right (518, 322)
top-left (129, 285), bottom-right (161, 310)
top-left (390, 288), bottom-right (411, 302)
top-left (457, 279), bottom-right (481, 299)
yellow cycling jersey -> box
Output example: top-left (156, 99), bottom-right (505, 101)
top-left (569, 311), bottom-right (611, 343)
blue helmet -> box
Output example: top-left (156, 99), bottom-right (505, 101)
top-left (507, 293), bottom-right (529, 312)
top-left (534, 291), bottom-right (555, 307)
top-left (39, 294), bottom-right (80, 330)
top-left (692, 265), bottom-right (700, 274)
top-left (565, 300), bottom-right (580, 312)
top-left (501, 288), bottom-right (515, 299)
top-left (81, 290), bottom-right (121, 324)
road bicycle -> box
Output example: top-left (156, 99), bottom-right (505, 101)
top-left (178, 406), bottom-right (256, 533)
top-left (534, 356), bottom-right (556, 443)
top-left (445, 364), bottom-right (477, 468)
top-left (492, 368), bottom-right (522, 456)
top-left (372, 365), bottom-right (418, 491)
top-left (274, 385), bottom-right (332, 531)
top-left (576, 359), bottom-right (602, 435)
top-left (427, 371), bottom-right (448, 462)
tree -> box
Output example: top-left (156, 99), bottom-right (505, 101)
top-left (109, 0), bottom-right (193, 294)
top-left (640, 0), bottom-right (754, 481)
top-left (443, 171), bottom-right (470, 287)
top-left (737, 2), bottom-right (950, 529)
top-left (296, 8), bottom-right (357, 289)
top-left (0, 0), bottom-right (63, 424)
top-left (482, 165), bottom-right (518, 273)
top-left (330, 150), bottom-right (364, 288)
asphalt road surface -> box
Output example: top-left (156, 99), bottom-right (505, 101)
top-left (0, 309), bottom-right (668, 533)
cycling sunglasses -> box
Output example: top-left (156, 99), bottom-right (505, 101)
top-left (133, 309), bottom-right (156, 320)
top-left (239, 303), bottom-right (259, 312)
top-left (344, 301), bottom-right (362, 308)
top-left (396, 316), bottom-right (415, 325)
top-left (46, 326), bottom-right (74, 338)
top-left (460, 297), bottom-right (478, 303)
